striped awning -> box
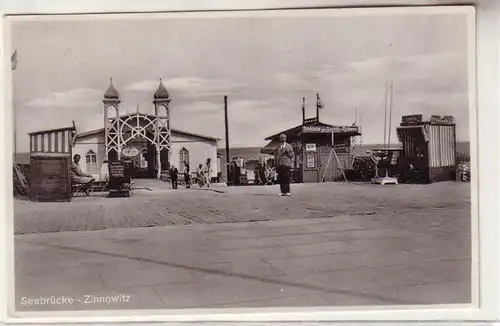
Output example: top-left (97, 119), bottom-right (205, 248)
top-left (261, 139), bottom-right (280, 155)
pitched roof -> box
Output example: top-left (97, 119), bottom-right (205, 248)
top-left (76, 126), bottom-right (220, 142)
top-left (261, 139), bottom-right (281, 154)
top-left (264, 119), bottom-right (333, 141)
top-left (28, 125), bottom-right (76, 136)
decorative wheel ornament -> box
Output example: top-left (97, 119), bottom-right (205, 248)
top-left (119, 114), bottom-right (157, 145)
top-left (131, 126), bottom-right (147, 139)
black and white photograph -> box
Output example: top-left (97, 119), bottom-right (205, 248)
top-left (8, 6), bottom-right (476, 313)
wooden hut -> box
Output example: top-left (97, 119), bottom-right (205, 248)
top-left (396, 114), bottom-right (456, 183)
top-left (28, 125), bottom-right (76, 202)
top-left (261, 117), bottom-right (360, 183)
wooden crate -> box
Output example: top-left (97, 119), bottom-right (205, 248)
top-left (29, 153), bottom-right (71, 202)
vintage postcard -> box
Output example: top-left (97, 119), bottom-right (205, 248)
top-left (6, 5), bottom-right (477, 317)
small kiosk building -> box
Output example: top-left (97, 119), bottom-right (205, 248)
top-left (261, 114), bottom-right (360, 183)
top-left (396, 114), bottom-right (457, 183)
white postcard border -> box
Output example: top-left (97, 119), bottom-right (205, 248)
top-left (0, 0), bottom-right (498, 324)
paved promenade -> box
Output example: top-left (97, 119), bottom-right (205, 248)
top-left (14, 181), bottom-right (469, 238)
top-left (14, 181), bottom-right (472, 311)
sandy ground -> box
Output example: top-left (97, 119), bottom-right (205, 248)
top-left (13, 181), bottom-right (472, 312)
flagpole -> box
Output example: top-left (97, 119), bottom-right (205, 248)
top-left (12, 50), bottom-right (17, 158)
top-left (388, 78), bottom-right (394, 147)
top-left (383, 78), bottom-right (388, 148)
top-left (316, 93), bottom-right (319, 120)
top-left (301, 97), bottom-right (305, 125)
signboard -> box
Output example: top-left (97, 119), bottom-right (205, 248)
top-left (109, 161), bottom-right (125, 178)
top-left (401, 115), bottom-right (423, 125)
top-left (30, 156), bottom-right (71, 202)
top-left (305, 143), bottom-right (316, 151)
top-left (122, 147), bottom-right (140, 158)
top-left (306, 153), bottom-right (316, 169)
top-left (401, 114), bottom-right (454, 126)
top-left (333, 143), bottom-right (348, 154)
top-left (430, 115), bottom-right (454, 125)
top-left (302, 126), bottom-right (359, 134)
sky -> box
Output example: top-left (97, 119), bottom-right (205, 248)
top-left (10, 9), bottom-right (471, 153)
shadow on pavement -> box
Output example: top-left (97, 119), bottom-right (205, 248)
top-left (18, 239), bottom-right (424, 306)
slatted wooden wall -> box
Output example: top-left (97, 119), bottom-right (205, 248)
top-left (29, 127), bottom-right (75, 202)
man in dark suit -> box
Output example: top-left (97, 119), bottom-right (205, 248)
top-left (275, 133), bottom-right (294, 196)
top-left (169, 165), bottom-right (179, 189)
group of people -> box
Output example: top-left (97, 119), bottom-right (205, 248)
top-left (70, 134), bottom-right (293, 197)
top-left (71, 152), bottom-right (216, 194)
top-left (168, 158), bottom-right (213, 189)
top-left (228, 133), bottom-right (294, 196)
top-left (229, 158), bottom-right (271, 186)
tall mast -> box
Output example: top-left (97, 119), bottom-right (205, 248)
top-left (388, 78), bottom-right (394, 147)
top-left (224, 95), bottom-right (230, 185)
top-left (382, 78), bottom-right (388, 148)
top-left (359, 110), bottom-right (363, 148)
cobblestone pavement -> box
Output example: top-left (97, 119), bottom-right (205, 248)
top-left (13, 181), bottom-right (472, 312)
top-left (14, 181), bottom-right (471, 243)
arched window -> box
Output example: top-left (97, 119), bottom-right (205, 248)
top-left (85, 150), bottom-right (97, 173)
top-left (179, 148), bottom-right (189, 171)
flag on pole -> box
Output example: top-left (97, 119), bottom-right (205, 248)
top-left (316, 93), bottom-right (324, 109)
top-left (11, 49), bottom-right (17, 70)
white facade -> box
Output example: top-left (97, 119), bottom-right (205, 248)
top-left (72, 133), bottom-right (106, 180)
top-left (170, 133), bottom-right (218, 178)
top-left (72, 130), bottom-right (219, 181)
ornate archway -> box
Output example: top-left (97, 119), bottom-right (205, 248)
top-left (103, 78), bottom-right (171, 179)
top-left (119, 114), bottom-right (157, 145)
top-left (105, 112), bottom-right (171, 178)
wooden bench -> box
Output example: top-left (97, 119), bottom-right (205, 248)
top-left (72, 182), bottom-right (89, 196)
top-left (91, 181), bottom-right (108, 192)
top-left (73, 181), bottom-right (111, 196)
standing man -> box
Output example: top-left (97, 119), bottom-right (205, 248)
top-left (169, 165), bottom-right (179, 189)
top-left (231, 157), bottom-right (240, 186)
top-left (275, 133), bottom-right (294, 196)
top-left (183, 161), bottom-right (191, 188)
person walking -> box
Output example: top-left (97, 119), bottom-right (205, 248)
top-left (169, 165), bottom-right (179, 189)
top-left (274, 133), bottom-right (294, 196)
top-left (183, 161), bottom-right (191, 188)
top-left (204, 158), bottom-right (212, 188)
top-left (196, 164), bottom-right (205, 188)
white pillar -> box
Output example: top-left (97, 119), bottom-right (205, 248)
top-left (156, 146), bottom-right (161, 180)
